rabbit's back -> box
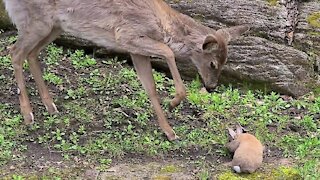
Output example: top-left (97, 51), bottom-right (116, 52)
top-left (232, 134), bottom-right (263, 173)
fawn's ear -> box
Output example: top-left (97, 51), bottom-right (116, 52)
top-left (216, 25), bottom-right (250, 43)
top-left (202, 34), bottom-right (219, 53)
top-left (227, 128), bottom-right (237, 139)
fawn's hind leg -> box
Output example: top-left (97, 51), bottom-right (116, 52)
top-left (27, 28), bottom-right (62, 114)
top-left (11, 28), bottom-right (52, 124)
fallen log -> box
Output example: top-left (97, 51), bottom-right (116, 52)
top-left (1, 0), bottom-right (319, 96)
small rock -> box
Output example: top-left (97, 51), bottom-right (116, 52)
top-left (256, 100), bottom-right (264, 106)
top-left (152, 175), bottom-right (171, 180)
top-left (294, 116), bottom-right (302, 120)
top-left (280, 95), bottom-right (293, 101)
top-left (106, 166), bottom-right (118, 172)
top-left (199, 87), bottom-right (208, 94)
top-left (84, 169), bottom-right (99, 180)
top-left (306, 94), bottom-right (316, 102)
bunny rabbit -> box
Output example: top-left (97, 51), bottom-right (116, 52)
top-left (226, 124), bottom-right (264, 173)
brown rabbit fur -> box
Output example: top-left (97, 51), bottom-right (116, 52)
top-left (226, 124), bottom-right (263, 173)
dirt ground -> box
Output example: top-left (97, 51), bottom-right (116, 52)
top-left (0, 141), bottom-right (297, 179)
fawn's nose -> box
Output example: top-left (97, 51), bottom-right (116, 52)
top-left (205, 83), bottom-right (218, 93)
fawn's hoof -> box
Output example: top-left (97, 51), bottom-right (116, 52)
top-left (168, 105), bottom-right (174, 112)
top-left (166, 130), bottom-right (180, 141)
top-left (168, 102), bottom-right (176, 112)
top-left (23, 112), bottom-right (34, 125)
top-left (173, 138), bottom-right (182, 145)
top-left (45, 102), bottom-right (59, 114)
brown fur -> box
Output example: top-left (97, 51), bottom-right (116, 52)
top-left (3, 0), bottom-right (249, 140)
top-left (227, 126), bottom-right (263, 173)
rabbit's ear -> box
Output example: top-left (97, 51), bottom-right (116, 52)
top-left (228, 128), bottom-right (237, 139)
top-left (241, 126), bottom-right (249, 133)
top-left (236, 124), bottom-right (243, 134)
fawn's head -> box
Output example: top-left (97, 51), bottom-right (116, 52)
top-left (190, 25), bottom-right (249, 92)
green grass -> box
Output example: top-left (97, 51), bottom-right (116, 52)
top-left (266, 0), bottom-right (278, 6)
top-left (0, 37), bottom-right (319, 178)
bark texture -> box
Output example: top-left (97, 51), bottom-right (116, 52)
top-left (0, 0), bottom-right (319, 96)
top-left (0, 1), bottom-right (11, 30)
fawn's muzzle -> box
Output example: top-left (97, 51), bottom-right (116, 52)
top-left (205, 83), bottom-right (218, 93)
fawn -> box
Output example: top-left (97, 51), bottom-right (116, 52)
top-left (3, 0), bottom-right (249, 140)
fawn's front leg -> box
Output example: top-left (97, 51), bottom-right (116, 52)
top-left (131, 54), bottom-right (178, 141)
top-left (116, 33), bottom-right (187, 139)
top-left (116, 32), bottom-right (186, 110)
top-left (165, 53), bottom-right (186, 111)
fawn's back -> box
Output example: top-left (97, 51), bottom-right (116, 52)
top-left (3, 0), bottom-right (181, 51)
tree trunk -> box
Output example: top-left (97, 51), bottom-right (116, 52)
top-left (0, 1), bottom-right (12, 30)
top-left (1, 0), bottom-right (319, 97)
